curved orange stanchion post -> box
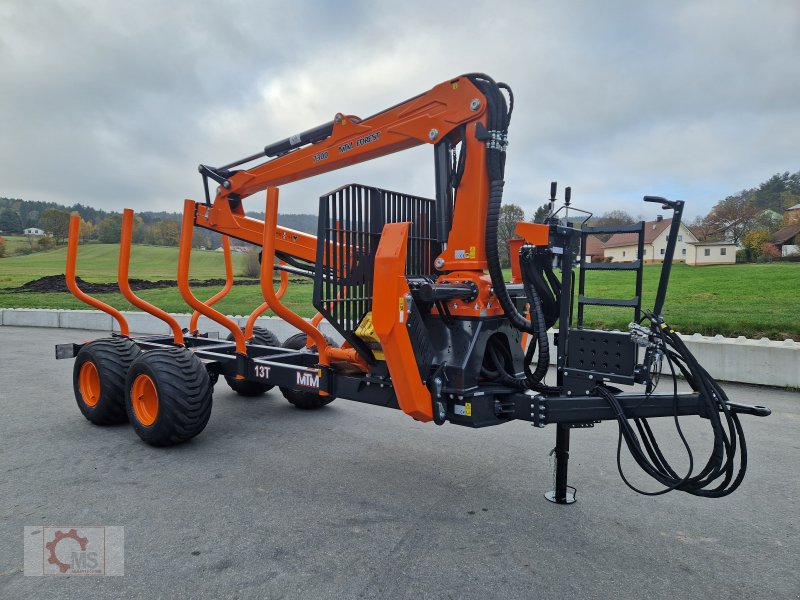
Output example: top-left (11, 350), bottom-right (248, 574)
top-left (65, 214), bottom-right (130, 336)
top-left (119, 209), bottom-right (184, 345)
top-left (261, 187), bottom-right (329, 365)
top-left (243, 264), bottom-right (288, 339)
top-left (189, 235), bottom-right (234, 334)
top-left (177, 200), bottom-right (247, 355)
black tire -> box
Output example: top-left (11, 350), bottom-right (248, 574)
top-left (279, 333), bottom-right (336, 410)
top-left (224, 326), bottom-right (281, 396)
top-left (125, 347), bottom-right (213, 447)
top-left (73, 337), bottom-right (141, 425)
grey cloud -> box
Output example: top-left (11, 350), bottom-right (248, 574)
top-left (1, 0), bottom-right (798, 222)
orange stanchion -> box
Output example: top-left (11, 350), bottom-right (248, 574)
top-left (177, 200), bottom-right (247, 355)
top-left (119, 209), bottom-right (184, 345)
top-left (243, 264), bottom-right (288, 339)
top-left (65, 214), bottom-right (130, 336)
top-left (189, 235), bottom-right (234, 334)
top-left (261, 188), bottom-right (329, 365)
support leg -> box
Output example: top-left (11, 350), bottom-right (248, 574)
top-left (545, 424), bottom-right (576, 504)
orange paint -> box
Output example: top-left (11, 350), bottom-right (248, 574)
top-left (131, 373), bottom-right (158, 426)
top-left (119, 209), bottom-right (184, 344)
top-left (372, 222), bottom-right (433, 422)
top-left (65, 214), bottom-right (129, 336)
top-left (190, 235), bottom-right (234, 334)
top-left (78, 361), bottom-right (100, 407)
top-left (260, 188), bottom-right (330, 368)
top-left (177, 200), bottom-right (247, 355)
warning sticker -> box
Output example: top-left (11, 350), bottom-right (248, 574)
top-left (454, 403), bottom-right (473, 417)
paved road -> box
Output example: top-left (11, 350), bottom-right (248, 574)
top-left (0, 326), bottom-right (798, 599)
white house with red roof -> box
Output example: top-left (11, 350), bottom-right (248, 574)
top-left (602, 215), bottom-right (699, 263)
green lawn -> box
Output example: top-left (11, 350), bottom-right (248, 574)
top-left (0, 243), bottom-right (246, 288)
top-left (579, 262), bottom-right (799, 340)
top-left (1, 245), bottom-right (798, 339)
top-left (1, 235), bottom-right (40, 256)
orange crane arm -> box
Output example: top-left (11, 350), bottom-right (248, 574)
top-left (194, 75), bottom-right (491, 270)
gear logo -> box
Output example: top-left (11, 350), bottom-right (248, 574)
top-left (45, 528), bottom-right (90, 573)
top-left (24, 525), bottom-right (124, 576)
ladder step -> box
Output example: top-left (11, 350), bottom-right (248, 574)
top-left (582, 260), bottom-right (641, 271)
top-left (582, 224), bottom-right (644, 235)
top-left (579, 295), bottom-right (640, 308)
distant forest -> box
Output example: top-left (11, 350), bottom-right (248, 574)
top-left (0, 196), bottom-right (317, 250)
top-left (1, 169), bottom-right (798, 256)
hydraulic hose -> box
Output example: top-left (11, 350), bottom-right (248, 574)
top-left (466, 74), bottom-right (535, 336)
top-left (598, 316), bottom-right (748, 498)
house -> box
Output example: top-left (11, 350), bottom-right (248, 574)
top-left (602, 216), bottom-right (698, 263)
top-left (772, 223), bottom-right (800, 257)
top-left (784, 203), bottom-right (800, 220)
top-left (685, 241), bottom-right (737, 265)
top-left (583, 234), bottom-right (605, 263)
top-left (23, 227), bottom-right (45, 236)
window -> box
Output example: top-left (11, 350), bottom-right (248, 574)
top-left (660, 248), bottom-right (665, 255)
top-left (643, 249), bottom-right (647, 256)
top-left (677, 234), bottom-right (683, 241)
top-left (720, 247), bottom-right (727, 256)
top-left (704, 248), bottom-right (711, 256)
top-left (682, 248), bottom-right (686, 255)
top-left (622, 250), bottom-right (626, 257)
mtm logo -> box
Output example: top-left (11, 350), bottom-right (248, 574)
top-left (296, 370), bottom-right (320, 389)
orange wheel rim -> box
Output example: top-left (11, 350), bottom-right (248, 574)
top-left (131, 373), bottom-right (158, 426)
top-left (79, 361), bottom-right (101, 407)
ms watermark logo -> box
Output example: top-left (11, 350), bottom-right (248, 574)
top-left (24, 526), bottom-right (124, 576)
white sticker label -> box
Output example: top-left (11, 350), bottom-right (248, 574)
top-left (454, 249), bottom-right (466, 259)
top-left (454, 404), bottom-right (467, 416)
top-left (289, 134), bottom-right (302, 145)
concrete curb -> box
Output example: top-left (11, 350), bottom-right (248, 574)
top-left (2, 308), bottom-right (798, 388)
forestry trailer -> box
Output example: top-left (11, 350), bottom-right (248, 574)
top-left (56, 73), bottom-right (770, 503)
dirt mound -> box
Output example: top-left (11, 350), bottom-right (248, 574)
top-left (12, 274), bottom-right (266, 294)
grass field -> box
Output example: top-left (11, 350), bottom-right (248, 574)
top-left (1, 235), bottom-right (41, 256)
top-left (1, 245), bottom-right (798, 339)
top-left (0, 243), bottom-right (246, 287)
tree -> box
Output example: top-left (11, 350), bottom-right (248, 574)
top-left (79, 218), bottom-right (96, 242)
top-left (497, 203), bottom-right (526, 267)
top-left (742, 228), bottom-right (771, 261)
top-left (0, 208), bottom-right (23, 233)
top-left (38, 209), bottom-right (70, 243)
top-left (531, 203), bottom-right (551, 224)
top-left (145, 220), bottom-right (180, 246)
top-left (132, 216), bottom-right (146, 244)
top-left (242, 248), bottom-right (261, 277)
top-left (590, 209), bottom-right (636, 241)
top-left (98, 214), bottom-right (123, 243)
top-left (701, 193), bottom-right (760, 244)
top-left (38, 236), bottom-right (55, 250)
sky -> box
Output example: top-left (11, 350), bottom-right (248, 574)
top-left (1, 0), bottom-right (798, 222)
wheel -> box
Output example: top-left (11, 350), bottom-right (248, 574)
top-left (224, 326), bottom-right (280, 396)
top-left (73, 337), bottom-right (142, 425)
top-left (125, 347), bottom-right (213, 446)
top-left (279, 333), bottom-right (336, 410)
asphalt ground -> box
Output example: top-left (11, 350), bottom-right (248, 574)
top-left (0, 325), bottom-right (798, 600)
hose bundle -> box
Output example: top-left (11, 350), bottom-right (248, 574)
top-left (468, 74), bottom-right (560, 391)
top-left (598, 317), bottom-right (747, 497)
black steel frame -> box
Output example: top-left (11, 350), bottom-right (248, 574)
top-left (55, 194), bottom-right (768, 504)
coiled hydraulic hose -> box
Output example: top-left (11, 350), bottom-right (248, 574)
top-left (597, 316), bottom-right (747, 497)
